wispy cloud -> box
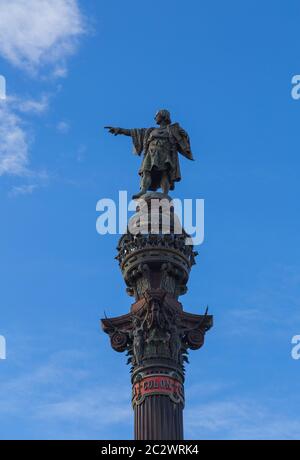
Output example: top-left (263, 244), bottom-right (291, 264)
top-left (1, 340), bottom-right (299, 440)
top-left (37, 387), bottom-right (131, 428)
top-left (15, 95), bottom-right (50, 115)
top-left (0, 94), bottom-right (50, 179)
top-left (0, 0), bottom-right (87, 77)
top-left (221, 264), bottom-right (300, 339)
top-left (56, 121), bottom-right (70, 134)
top-left (0, 100), bottom-right (30, 176)
top-left (0, 0), bottom-right (88, 192)
top-left (8, 184), bottom-right (37, 197)
top-left (0, 349), bottom-right (132, 439)
top-left (185, 398), bottom-right (300, 440)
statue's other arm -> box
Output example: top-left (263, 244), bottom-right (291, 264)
top-left (105, 126), bottom-right (131, 136)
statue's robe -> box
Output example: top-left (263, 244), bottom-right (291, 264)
top-left (130, 123), bottom-right (194, 191)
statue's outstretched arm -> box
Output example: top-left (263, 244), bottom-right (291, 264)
top-left (105, 126), bottom-right (131, 136)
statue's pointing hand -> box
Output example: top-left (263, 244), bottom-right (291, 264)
top-left (105, 126), bottom-right (120, 136)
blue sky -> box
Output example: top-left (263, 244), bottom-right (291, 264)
top-left (0, 0), bottom-right (300, 440)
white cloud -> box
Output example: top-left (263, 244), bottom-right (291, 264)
top-left (0, 94), bottom-right (51, 179)
top-left (57, 121), bottom-right (70, 134)
top-left (0, 100), bottom-right (30, 176)
top-left (0, 1), bottom-right (87, 189)
top-left (0, 0), bottom-right (86, 76)
top-left (16, 95), bottom-right (49, 114)
top-left (0, 349), bottom-right (132, 439)
top-left (218, 264), bottom-right (300, 340)
top-left (37, 387), bottom-right (131, 427)
top-left (0, 94), bottom-right (53, 187)
top-left (9, 184), bottom-right (37, 197)
top-left (186, 399), bottom-right (300, 440)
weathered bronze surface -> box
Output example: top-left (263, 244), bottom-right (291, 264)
top-left (102, 112), bottom-right (212, 440)
top-left (105, 109), bottom-right (194, 199)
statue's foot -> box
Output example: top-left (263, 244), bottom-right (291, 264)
top-left (132, 190), bottom-right (146, 200)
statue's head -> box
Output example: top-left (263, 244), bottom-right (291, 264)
top-left (155, 109), bottom-right (171, 125)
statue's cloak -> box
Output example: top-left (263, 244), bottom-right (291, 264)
top-left (130, 123), bottom-right (193, 191)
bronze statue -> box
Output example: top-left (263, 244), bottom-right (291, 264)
top-left (105, 109), bottom-right (194, 199)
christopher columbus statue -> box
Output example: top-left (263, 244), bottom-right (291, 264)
top-left (105, 109), bottom-right (194, 199)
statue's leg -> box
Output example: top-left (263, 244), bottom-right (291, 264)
top-left (161, 172), bottom-right (170, 196)
top-left (132, 172), bottom-right (151, 199)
